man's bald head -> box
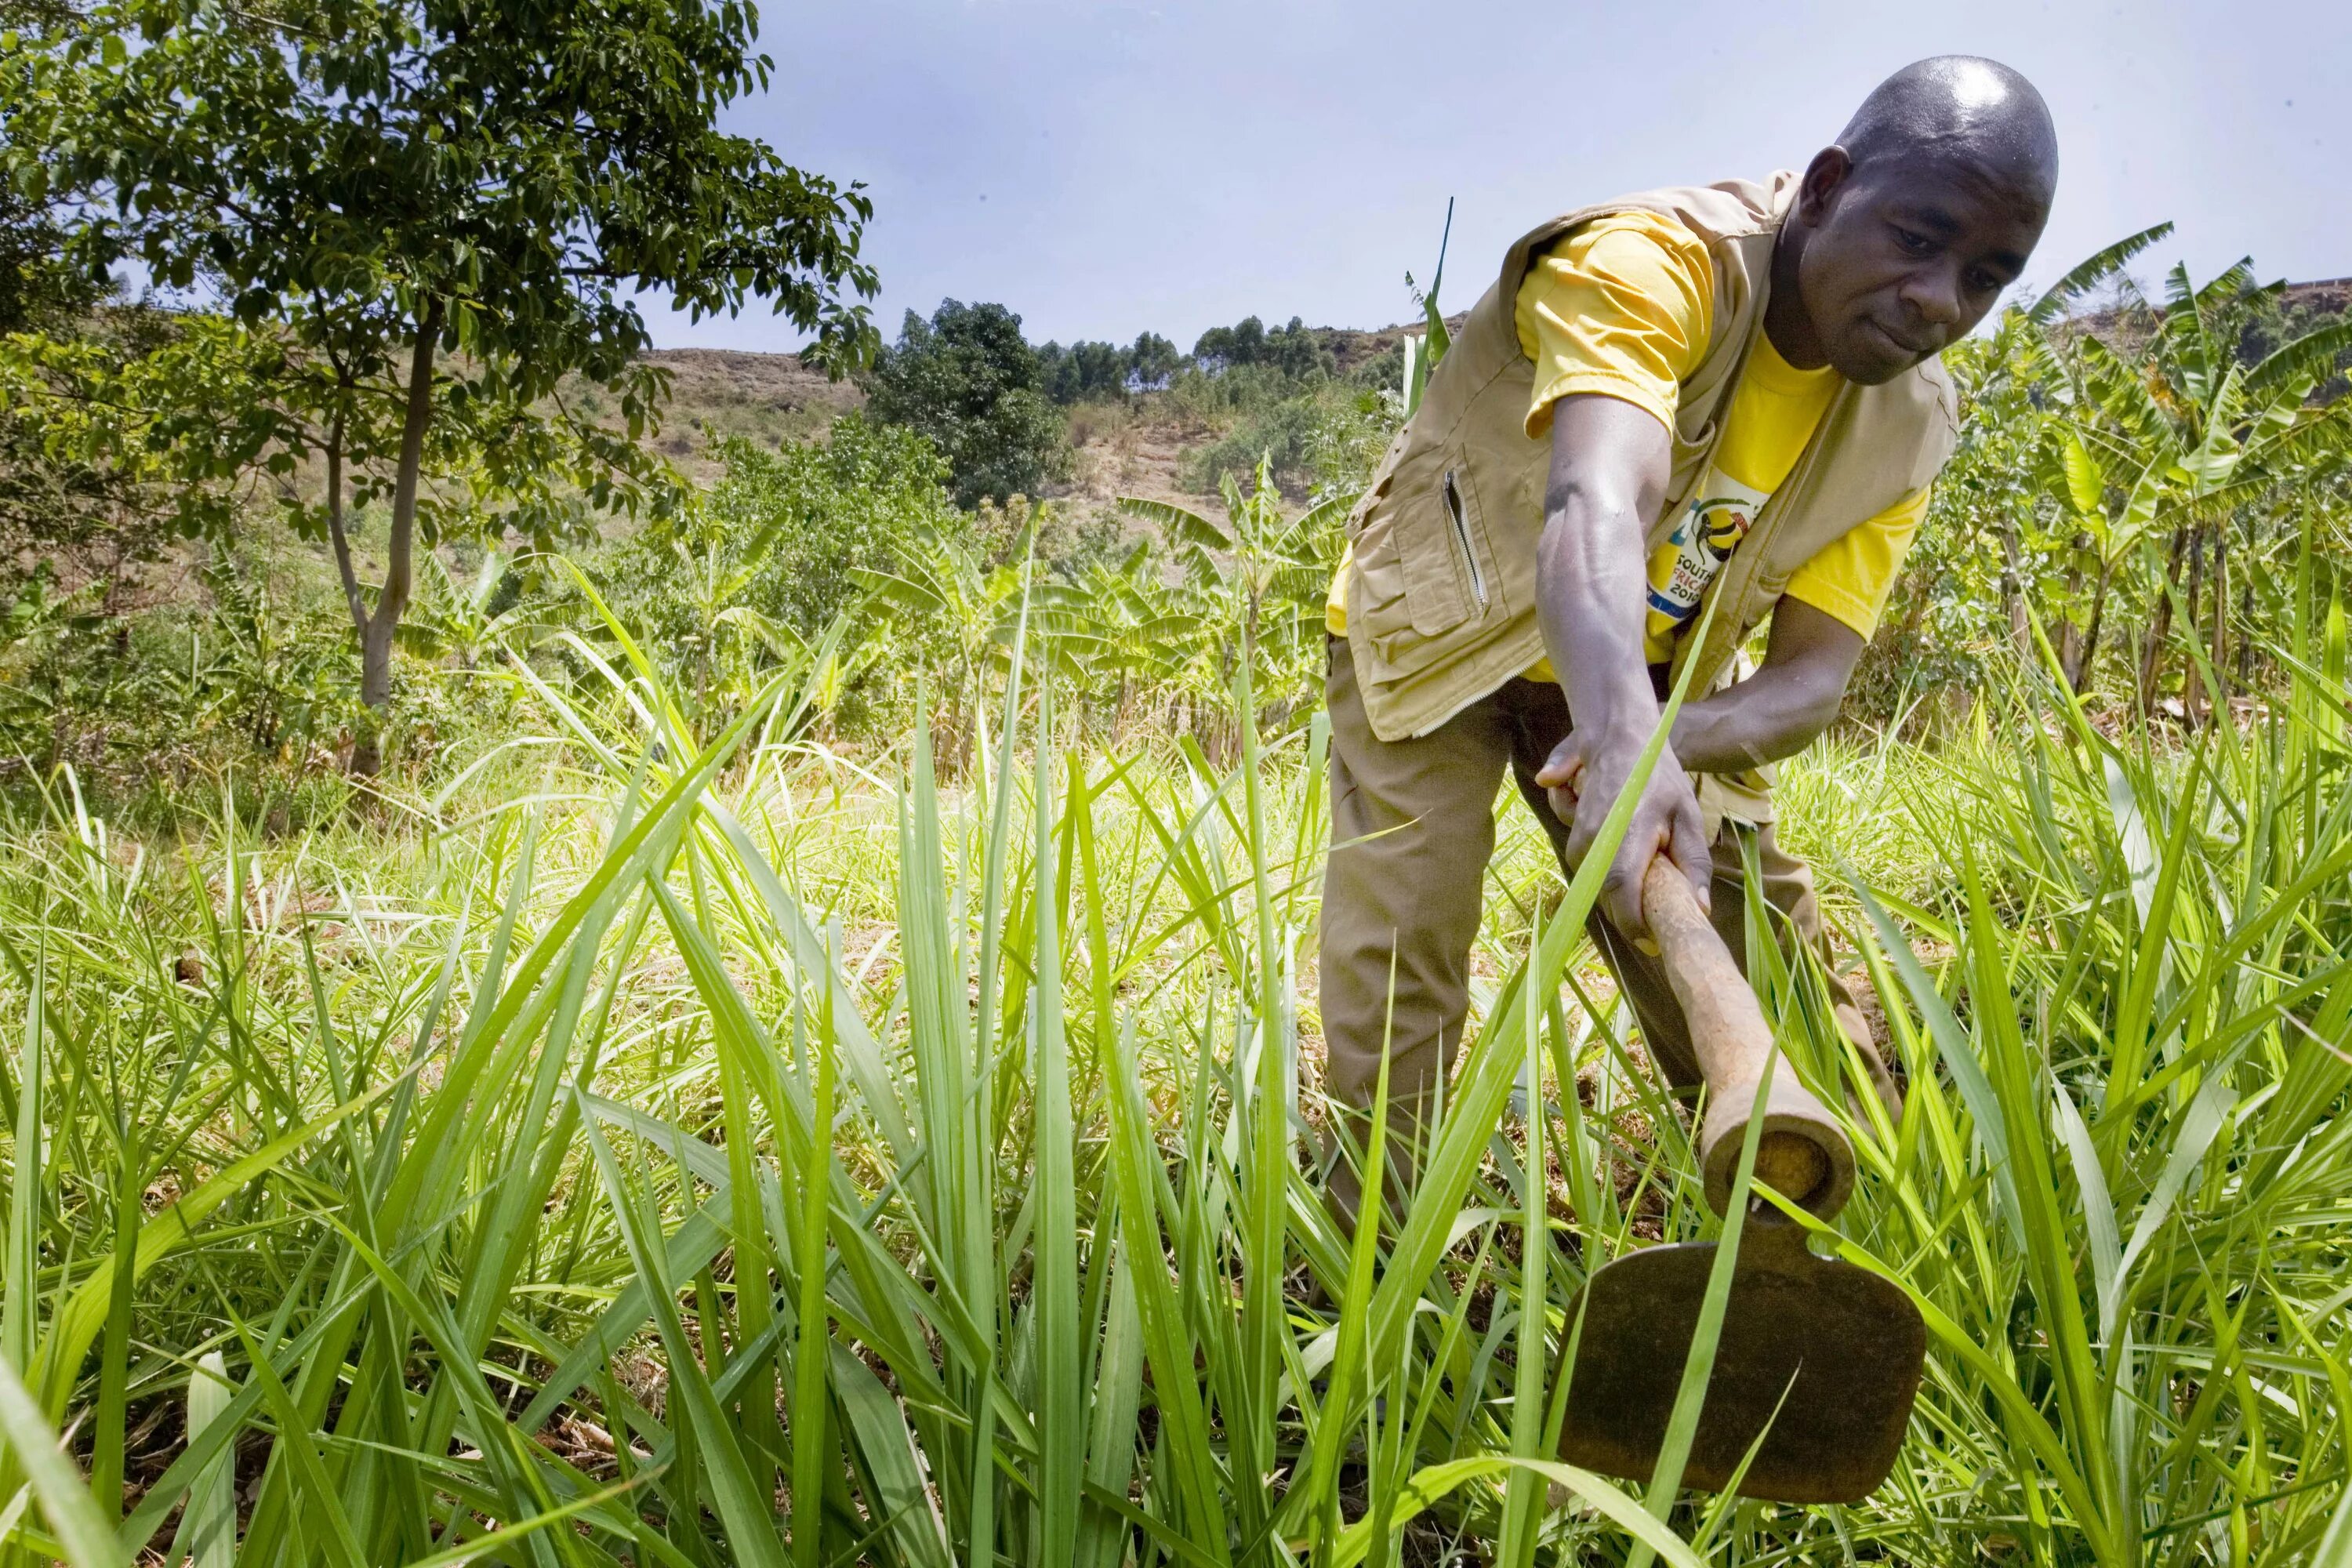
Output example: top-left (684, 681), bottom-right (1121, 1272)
top-left (1767, 56), bottom-right (2059, 385)
top-left (1838, 56), bottom-right (2060, 205)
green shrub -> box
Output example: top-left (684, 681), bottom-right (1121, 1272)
top-left (862, 299), bottom-right (1072, 507)
top-left (1180, 381), bottom-right (1400, 499)
top-left (601, 414), bottom-right (961, 724)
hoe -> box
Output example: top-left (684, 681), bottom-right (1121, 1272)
top-left (1555, 859), bottom-right (1927, 1504)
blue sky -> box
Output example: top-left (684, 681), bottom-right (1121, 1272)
top-left (652, 0), bottom-right (2348, 354)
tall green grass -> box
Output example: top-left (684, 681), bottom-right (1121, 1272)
top-left (0, 597), bottom-right (2346, 1566)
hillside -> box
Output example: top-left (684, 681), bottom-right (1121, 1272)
top-left (643, 312), bottom-right (1465, 511)
top-left (2075, 275), bottom-right (2351, 361)
top-left (2281, 276), bottom-right (2352, 314)
top-left (636, 347), bottom-right (867, 477)
top-left (643, 345), bottom-right (1206, 524)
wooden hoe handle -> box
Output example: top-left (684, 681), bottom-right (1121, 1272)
top-left (1640, 858), bottom-right (1855, 1220)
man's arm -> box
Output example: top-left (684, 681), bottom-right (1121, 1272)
top-left (1528, 393), bottom-right (1711, 938)
top-left (1669, 597), bottom-right (1865, 773)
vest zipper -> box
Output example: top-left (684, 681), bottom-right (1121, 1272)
top-left (1443, 469), bottom-right (1487, 613)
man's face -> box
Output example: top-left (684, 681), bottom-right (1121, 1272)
top-left (1795, 153), bottom-right (2049, 384)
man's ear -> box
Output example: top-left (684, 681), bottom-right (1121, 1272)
top-left (1793, 147), bottom-right (1853, 227)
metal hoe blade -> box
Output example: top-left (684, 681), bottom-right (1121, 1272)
top-left (1558, 1218), bottom-right (1926, 1504)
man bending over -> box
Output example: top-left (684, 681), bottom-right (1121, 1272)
top-left (1319, 56), bottom-right (2058, 1219)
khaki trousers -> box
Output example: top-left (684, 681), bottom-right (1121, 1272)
top-left (1318, 639), bottom-right (1895, 1204)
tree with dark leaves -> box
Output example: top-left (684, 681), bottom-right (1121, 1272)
top-left (6, 0), bottom-right (880, 772)
top-left (864, 299), bottom-right (1068, 508)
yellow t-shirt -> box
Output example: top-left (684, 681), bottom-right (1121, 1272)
top-left (1327, 210), bottom-right (1927, 683)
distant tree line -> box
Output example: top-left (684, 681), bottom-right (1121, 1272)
top-left (1036, 332), bottom-right (1180, 402)
top-left (1189, 314), bottom-right (1335, 379)
top-left (864, 299), bottom-right (1378, 506)
top-left (1032, 314), bottom-right (1336, 405)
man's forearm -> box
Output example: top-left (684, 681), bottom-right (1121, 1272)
top-left (1534, 398), bottom-right (1673, 748)
top-left (1667, 662), bottom-right (1845, 773)
top-left (1528, 394), bottom-right (1712, 928)
top-left (1535, 490), bottom-right (1659, 747)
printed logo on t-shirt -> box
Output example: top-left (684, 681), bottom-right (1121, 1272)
top-left (1645, 469), bottom-right (1769, 644)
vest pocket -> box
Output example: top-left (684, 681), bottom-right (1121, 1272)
top-left (1443, 471), bottom-right (1489, 615)
top-left (1347, 445), bottom-right (1510, 669)
top-left (1394, 456), bottom-right (1499, 639)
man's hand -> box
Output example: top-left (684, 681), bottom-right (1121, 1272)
top-left (1535, 724), bottom-right (1710, 938)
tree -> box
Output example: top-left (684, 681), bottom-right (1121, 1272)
top-left (0, 176), bottom-right (87, 338)
top-left (0, 1), bottom-right (173, 597)
top-left (1036, 337), bottom-right (1131, 405)
top-left (7, 0), bottom-right (879, 772)
top-left (1191, 314), bottom-right (1331, 379)
top-left (1860, 230), bottom-right (2352, 724)
top-left (2043, 258), bottom-right (2352, 709)
top-left (0, 307), bottom-right (278, 583)
top-left (1192, 314), bottom-right (1261, 372)
top-left (1128, 330), bottom-right (1181, 390)
top-left (863, 299), bottom-right (1068, 507)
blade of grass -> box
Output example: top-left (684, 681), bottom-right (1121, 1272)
top-left (581, 1112), bottom-right (789, 1568)
top-left (1498, 905), bottom-right (1550, 1568)
top-left (791, 928), bottom-right (838, 1568)
top-left (179, 1352), bottom-right (238, 1568)
top-left (0, 1355), bottom-right (121, 1568)
top-left (1029, 691), bottom-right (1084, 1568)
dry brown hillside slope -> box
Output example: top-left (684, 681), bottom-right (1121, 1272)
top-left (635, 348), bottom-right (866, 479)
top-left (640, 346), bottom-right (1200, 533)
top-left (640, 312), bottom-right (1467, 510)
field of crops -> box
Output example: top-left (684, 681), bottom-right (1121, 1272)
top-left (0, 601), bottom-right (2345, 1568)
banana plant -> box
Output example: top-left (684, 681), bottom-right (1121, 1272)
top-left (1031, 543), bottom-right (1205, 731)
top-left (855, 509), bottom-right (1103, 760)
top-left (1401, 198), bottom-right (1454, 419)
top-left (664, 508), bottom-right (793, 718)
top-left (395, 547), bottom-right (547, 672)
top-left (2033, 255), bottom-right (2352, 700)
top-left (1106, 459), bottom-right (1346, 753)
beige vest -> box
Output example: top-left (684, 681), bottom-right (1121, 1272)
top-left (1341, 172), bottom-right (1958, 745)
